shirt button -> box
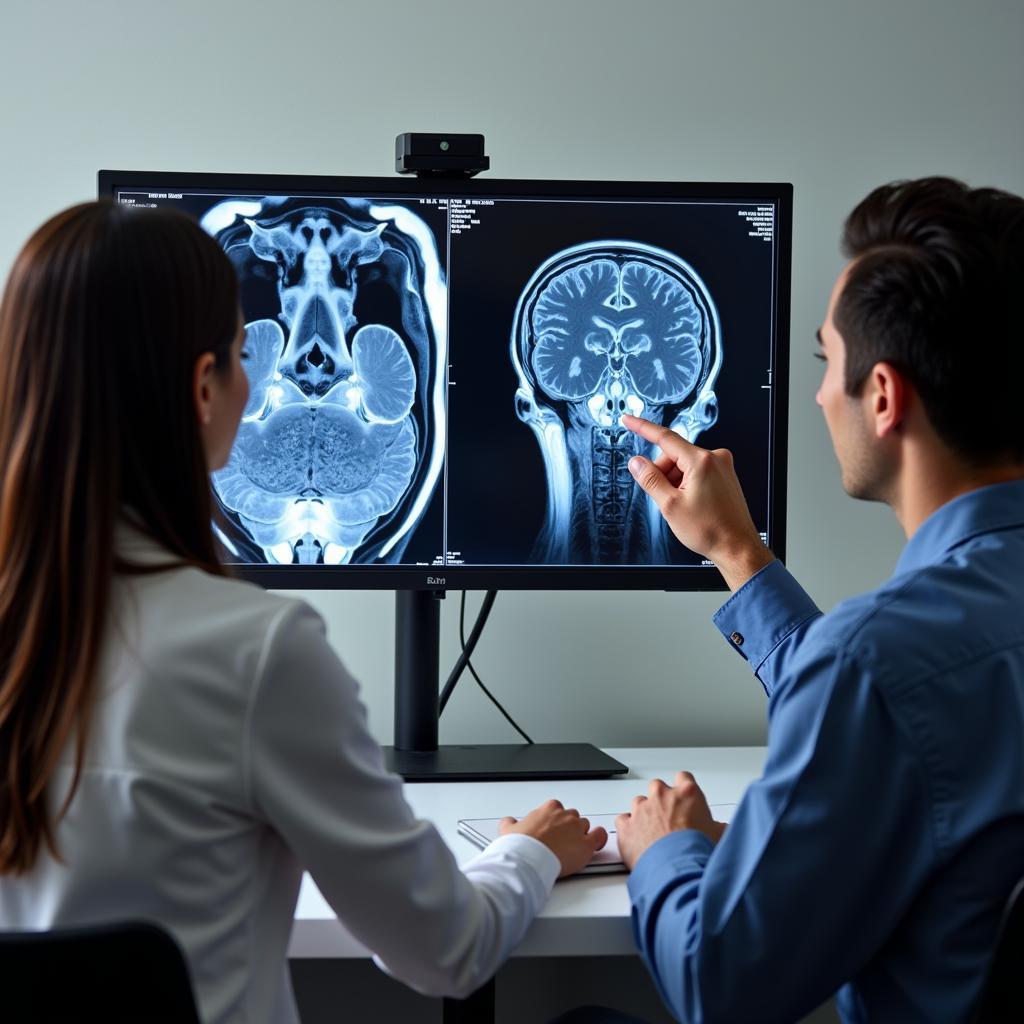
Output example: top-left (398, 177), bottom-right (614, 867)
top-left (730, 631), bottom-right (745, 646)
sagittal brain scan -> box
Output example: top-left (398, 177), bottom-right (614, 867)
top-left (198, 197), bottom-right (446, 565)
top-left (511, 242), bottom-right (721, 564)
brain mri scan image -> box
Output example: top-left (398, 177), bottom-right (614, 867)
top-left (200, 197), bottom-right (446, 564)
top-left (511, 241), bottom-right (722, 564)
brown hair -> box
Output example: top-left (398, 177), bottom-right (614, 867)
top-left (837, 177), bottom-right (1024, 464)
top-left (0, 201), bottom-right (239, 874)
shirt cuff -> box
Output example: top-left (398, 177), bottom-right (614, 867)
top-left (627, 828), bottom-right (714, 905)
top-left (712, 559), bottom-right (820, 672)
top-left (469, 832), bottom-right (561, 890)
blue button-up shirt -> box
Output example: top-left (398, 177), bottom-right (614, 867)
top-left (628, 479), bottom-right (1024, 1023)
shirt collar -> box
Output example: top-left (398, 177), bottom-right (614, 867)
top-left (115, 513), bottom-right (179, 567)
top-left (894, 478), bottom-right (1024, 577)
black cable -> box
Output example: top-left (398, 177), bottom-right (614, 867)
top-left (438, 591), bottom-right (534, 744)
top-left (438, 590), bottom-right (495, 713)
top-left (457, 592), bottom-right (534, 744)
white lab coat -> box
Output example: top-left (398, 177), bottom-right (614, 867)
top-left (0, 525), bottom-right (559, 1023)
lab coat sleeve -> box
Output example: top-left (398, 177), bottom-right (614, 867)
top-left (244, 601), bottom-right (559, 998)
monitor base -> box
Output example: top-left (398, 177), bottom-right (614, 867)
top-left (383, 743), bottom-right (629, 782)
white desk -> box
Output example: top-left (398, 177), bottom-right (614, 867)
top-left (289, 746), bottom-right (766, 959)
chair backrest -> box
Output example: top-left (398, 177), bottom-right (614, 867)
top-left (973, 875), bottom-right (1024, 1024)
top-left (0, 919), bottom-right (202, 1023)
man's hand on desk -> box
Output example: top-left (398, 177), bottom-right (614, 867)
top-left (499, 799), bottom-right (609, 878)
top-left (616, 772), bottom-right (728, 871)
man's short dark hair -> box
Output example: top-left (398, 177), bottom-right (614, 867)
top-left (837, 176), bottom-right (1024, 464)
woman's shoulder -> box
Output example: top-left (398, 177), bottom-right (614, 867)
top-left (113, 565), bottom-right (325, 675)
top-left (184, 565), bottom-right (316, 622)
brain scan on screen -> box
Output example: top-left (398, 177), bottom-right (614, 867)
top-left (200, 197), bottom-right (445, 564)
top-left (511, 241), bottom-right (722, 564)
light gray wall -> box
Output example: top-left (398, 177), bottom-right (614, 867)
top-left (3, 0), bottom-right (1022, 749)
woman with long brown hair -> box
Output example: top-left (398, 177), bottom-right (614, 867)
top-left (0, 202), bottom-right (606, 1023)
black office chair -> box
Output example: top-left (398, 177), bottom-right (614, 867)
top-left (547, 1008), bottom-right (651, 1023)
top-left (973, 875), bottom-right (1024, 1024)
top-left (0, 919), bottom-right (202, 1023)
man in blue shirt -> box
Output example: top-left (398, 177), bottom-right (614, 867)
top-left (616, 178), bottom-right (1024, 1023)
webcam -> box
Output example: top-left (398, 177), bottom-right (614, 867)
top-left (395, 133), bottom-right (490, 178)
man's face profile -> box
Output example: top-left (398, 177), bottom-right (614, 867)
top-left (816, 265), bottom-right (887, 502)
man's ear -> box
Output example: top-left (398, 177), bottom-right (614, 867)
top-left (193, 351), bottom-right (217, 427)
top-left (868, 361), bottom-right (907, 439)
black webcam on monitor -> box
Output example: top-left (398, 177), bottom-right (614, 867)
top-left (395, 132), bottom-right (490, 177)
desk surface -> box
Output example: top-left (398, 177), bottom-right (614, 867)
top-left (289, 746), bottom-right (766, 959)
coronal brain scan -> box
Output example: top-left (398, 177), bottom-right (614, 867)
top-left (199, 197), bottom-right (446, 564)
top-left (511, 242), bottom-right (722, 564)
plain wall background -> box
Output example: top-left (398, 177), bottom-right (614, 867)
top-left (2, 0), bottom-right (1022, 752)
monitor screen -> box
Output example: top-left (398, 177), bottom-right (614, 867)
top-left (99, 171), bottom-right (791, 591)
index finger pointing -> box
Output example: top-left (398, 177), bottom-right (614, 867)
top-left (621, 415), bottom-right (699, 465)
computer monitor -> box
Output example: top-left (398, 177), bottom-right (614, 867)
top-left (99, 170), bottom-right (792, 778)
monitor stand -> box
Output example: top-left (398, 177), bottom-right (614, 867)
top-left (382, 591), bottom-right (629, 782)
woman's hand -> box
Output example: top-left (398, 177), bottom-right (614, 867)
top-left (499, 799), bottom-right (609, 877)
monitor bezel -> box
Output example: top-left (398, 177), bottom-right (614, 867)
top-left (98, 169), bottom-right (792, 592)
